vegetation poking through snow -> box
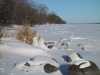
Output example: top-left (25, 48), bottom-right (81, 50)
top-left (16, 25), bottom-right (34, 45)
top-left (0, 28), bottom-right (3, 41)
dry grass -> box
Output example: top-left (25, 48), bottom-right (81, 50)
top-left (0, 29), bottom-right (3, 39)
top-left (16, 25), bottom-right (36, 45)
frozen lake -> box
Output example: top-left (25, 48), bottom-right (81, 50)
top-left (33, 24), bottom-right (100, 68)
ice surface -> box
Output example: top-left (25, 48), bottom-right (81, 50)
top-left (32, 24), bottom-right (100, 68)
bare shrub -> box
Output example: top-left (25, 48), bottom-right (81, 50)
top-left (0, 28), bottom-right (3, 40)
top-left (16, 25), bottom-right (34, 45)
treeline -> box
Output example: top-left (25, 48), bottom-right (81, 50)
top-left (0, 0), bottom-right (66, 26)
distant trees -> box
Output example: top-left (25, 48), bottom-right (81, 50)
top-left (0, 0), bottom-right (15, 26)
top-left (0, 0), bottom-right (66, 26)
top-left (47, 13), bottom-right (66, 24)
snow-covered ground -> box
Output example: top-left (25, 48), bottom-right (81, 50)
top-left (0, 38), bottom-right (66, 75)
top-left (0, 24), bottom-right (100, 75)
top-left (32, 24), bottom-right (100, 68)
top-left (0, 26), bottom-right (69, 75)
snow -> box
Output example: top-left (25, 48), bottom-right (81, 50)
top-left (32, 24), bottom-right (100, 68)
top-left (0, 38), bottom-right (51, 58)
top-left (0, 38), bottom-right (63, 75)
top-left (15, 56), bottom-right (59, 72)
top-left (0, 24), bottom-right (100, 75)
